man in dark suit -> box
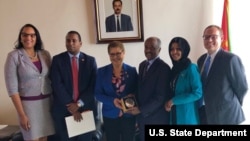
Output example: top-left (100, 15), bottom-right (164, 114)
top-left (50, 31), bottom-right (97, 141)
top-left (127, 37), bottom-right (171, 141)
top-left (197, 25), bottom-right (248, 124)
top-left (105, 0), bottom-right (133, 32)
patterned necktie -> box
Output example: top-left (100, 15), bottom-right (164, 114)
top-left (117, 16), bottom-right (121, 31)
top-left (72, 56), bottom-right (79, 102)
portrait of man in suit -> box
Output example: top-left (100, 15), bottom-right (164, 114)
top-left (105, 0), bottom-right (133, 32)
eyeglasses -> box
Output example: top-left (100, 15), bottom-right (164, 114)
top-left (109, 51), bottom-right (123, 57)
top-left (21, 33), bottom-right (36, 38)
top-left (202, 35), bottom-right (220, 40)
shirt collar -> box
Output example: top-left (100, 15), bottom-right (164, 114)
top-left (68, 52), bottom-right (80, 58)
top-left (147, 56), bottom-right (159, 66)
top-left (206, 47), bottom-right (220, 62)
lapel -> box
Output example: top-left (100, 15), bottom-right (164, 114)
top-left (78, 52), bottom-right (85, 80)
top-left (37, 51), bottom-right (43, 73)
top-left (147, 58), bottom-right (160, 76)
top-left (139, 60), bottom-right (147, 81)
top-left (111, 15), bottom-right (116, 30)
top-left (122, 63), bottom-right (128, 85)
top-left (106, 64), bottom-right (116, 94)
top-left (141, 58), bottom-right (161, 81)
top-left (120, 14), bottom-right (125, 29)
top-left (37, 51), bottom-right (48, 74)
top-left (200, 55), bottom-right (207, 71)
top-left (19, 49), bottom-right (39, 72)
top-left (147, 58), bottom-right (158, 74)
top-left (62, 52), bottom-right (72, 83)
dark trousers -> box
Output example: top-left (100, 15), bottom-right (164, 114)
top-left (103, 116), bottom-right (136, 141)
top-left (52, 113), bottom-right (92, 141)
top-left (199, 106), bottom-right (207, 124)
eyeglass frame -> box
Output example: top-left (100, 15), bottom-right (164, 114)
top-left (21, 32), bottom-right (36, 38)
top-left (202, 35), bottom-right (221, 40)
top-left (109, 51), bottom-right (123, 57)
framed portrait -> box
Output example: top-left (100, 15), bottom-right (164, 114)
top-left (94, 0), bottom-right (144, 43)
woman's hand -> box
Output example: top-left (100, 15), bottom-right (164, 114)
top-left (114, 98), bottom-right (123, 110)
top-left (165, 99), bottom-right (173, 112)
top-left (20, 114), bottom-right (30, 131)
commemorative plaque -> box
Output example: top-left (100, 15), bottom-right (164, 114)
top-left (121, 95), bottom-right (137, 112)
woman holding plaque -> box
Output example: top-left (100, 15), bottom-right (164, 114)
top-left (95, 41), bottom-right (138, 141)
top-left (165, 37), bottom-right (202, 124)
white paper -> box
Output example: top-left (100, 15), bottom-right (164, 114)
top-left (0, 125), bottom-right (8, 130)
top-left (65, 110), bottom-right (96, 138)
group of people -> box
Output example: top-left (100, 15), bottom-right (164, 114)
top-left (4, 23), bottom-right (248, 141)
top-left (4, 24), bottom-right (97, 141)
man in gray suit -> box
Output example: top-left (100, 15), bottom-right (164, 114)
top-left (197, 25), bottom-right (248, 124)
top-left (105, 0), bottom-right (133, 32)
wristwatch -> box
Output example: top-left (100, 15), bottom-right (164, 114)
top-left (77, 101), bottom-right (81, 107)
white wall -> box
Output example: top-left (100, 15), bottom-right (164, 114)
top-left (0, 0), bottom-right (249, 125)
top-left (229, 0), bottom-right (250, 124)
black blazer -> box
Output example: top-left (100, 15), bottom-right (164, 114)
top-left (136, 58), bottom-right (171, 141)
top-left (137, 58), bottom-right (171, 122)
top-left (105, 14), bottom-right (133, 32)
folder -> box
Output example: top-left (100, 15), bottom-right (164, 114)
top-left (65, 110), bottom-right (96, 138)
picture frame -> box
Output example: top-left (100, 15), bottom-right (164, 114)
top-left (94, 0), bottom-right (144, 43)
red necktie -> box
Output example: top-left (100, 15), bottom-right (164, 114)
top-left (72, 56), bottom-right (79, 102)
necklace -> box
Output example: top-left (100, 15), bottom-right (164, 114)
top-left (29, 52), bottom-right (37, 60)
